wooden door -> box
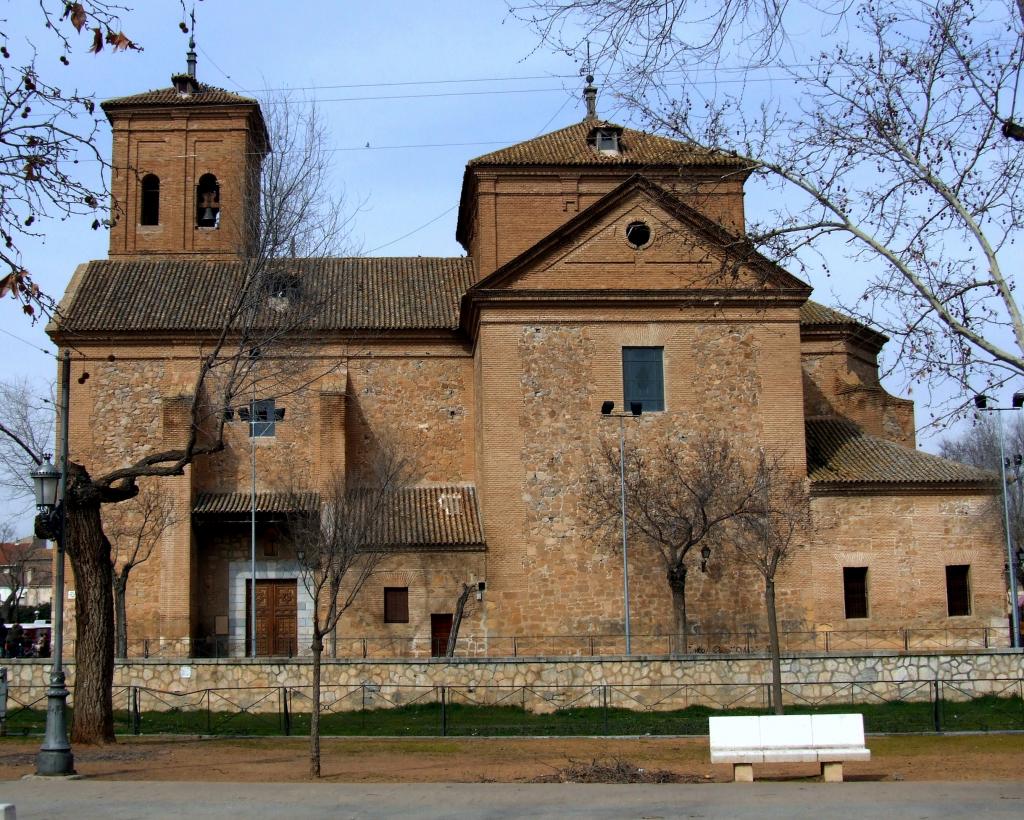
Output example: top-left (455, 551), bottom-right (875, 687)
top-left (431, 613), bottom-right (453, 657)
top-left (246, 579), bottom-right (298, 657)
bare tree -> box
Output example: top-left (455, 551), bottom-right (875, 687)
top-left (101, 485), bottom-right (176, 659)
top-left (0, 90), bottom-right (354, 743)
top-left (446, 582), bottom-right (476, 657)
top-left (287, 448), bottom-right (414, 779)
top-left (519, 0), bottom-right (1024, 422)
top-left (0, 378), bottom-right (54, 504)
top-left (0, 2), bottom-right (146, 319)
top-left (0, 522), bottom-right (34, 622)
top-left (940, 415), bottom-right (1024, 602)
top-left (581, 431), bottom-right (762, 652)
top-left (728, 450), bottom-right (809, 715)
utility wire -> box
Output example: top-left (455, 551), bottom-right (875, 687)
top-left (0, 326), bottom-right (56, 358)
top-left (364, 206), bottom-right (458, 254)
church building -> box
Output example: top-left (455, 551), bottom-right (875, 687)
top-left (48, 59), bottom-right (1009, 658)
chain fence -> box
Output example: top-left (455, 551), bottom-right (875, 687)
top-left (54, 625), bottom-right (1008, 660)
top-left (2, 675), bottom-right (1022, 738)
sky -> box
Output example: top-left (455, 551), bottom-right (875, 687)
top-left (0, 0), bottom-right (975, 534)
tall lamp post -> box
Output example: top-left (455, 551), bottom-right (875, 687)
top-left (974, 393), bottom-right (1023, 649)
top-left (601, 400), bottom-right (642, 655)
top-left (225, 391), bottom-right (284, 658)
top-left (33, 348), bottom-right (74, 775)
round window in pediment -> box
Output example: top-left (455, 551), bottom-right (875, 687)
top-left (625, 221), bottom-right (651, 248)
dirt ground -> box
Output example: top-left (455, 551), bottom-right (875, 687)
top-left (1, 734), bottom-right (1022, 783)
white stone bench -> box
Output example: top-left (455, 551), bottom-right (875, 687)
top-left (709, 713), bottom-right (870, 782)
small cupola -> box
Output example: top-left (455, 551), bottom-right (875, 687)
top-left (172, 34), bottom-right (199, 96)
top-left (581, 75), bottom-right (622, 155)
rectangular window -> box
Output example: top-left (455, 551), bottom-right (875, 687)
top-left (843, 567), bottom-right (869, 619)
top-left (384, 587), bottom-right (409, 623)
top-left (622, 347), bottom-right (664, 412)
top-left (247, 399), bottom-right (276, 438)
top-left (946, 565), bottom-right (971, 616)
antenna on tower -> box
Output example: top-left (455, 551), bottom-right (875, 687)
top-left (583, 42), bottom-right (598, 121)
top-left (186, 6), bottom-right (197, 78)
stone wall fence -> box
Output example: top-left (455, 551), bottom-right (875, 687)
top-left (3, 650), bottom-right (1023, 716)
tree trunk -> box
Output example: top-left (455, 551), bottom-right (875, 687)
top-left (64, 487), bottom-right (116, 744)
top-left (446, 583), bottom-right (472, 657)
top-left (310, 633), bottom-right (323, 778)
top-left (113, 571), bottom-right (128, 660)
top-left (668, 564), bottom-right (688, 653)
top-left (765, 576), bottom-right (784, 715)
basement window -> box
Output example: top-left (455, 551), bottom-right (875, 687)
top-left (843, 567), bottom-right (868, 619)
top-left (946, 565), bottom-right (971, 616)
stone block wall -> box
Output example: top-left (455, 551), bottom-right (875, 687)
top-left (5, 651), bottom-right (1022, 716)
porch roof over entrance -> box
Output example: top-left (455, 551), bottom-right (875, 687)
top-left (192, 491), bottom-right (319, 522)
top-left (192, 485), bottom-right (486, 550)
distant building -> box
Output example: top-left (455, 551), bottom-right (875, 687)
top-left (1, 536), bottom-right (53, 620)
top-left (47, 58), bottom-right (1006, 657)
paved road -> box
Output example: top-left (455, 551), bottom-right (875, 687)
top-left (2, 780), bottom-right (1023, 819)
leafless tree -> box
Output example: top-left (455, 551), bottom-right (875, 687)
top-left (519, 0), bottom-right (1024, 423)
top-left (727, 450), bottom-right (809, 714)
top-left (581, 431), bottom-right (762, 652)
top-left (446, 582), bottom-right (476, 657)
top-left (287, 448), bottom-right (414, 779)
top-left (1, 90), bottom-right (354, 743)
top-left (0, 2), bottom-right (145, 320)
top-left (940, 415), bottom-right (1024, 587)
top-left (101, 485), bottom-right (177, 659)
top-left (0, 522), bottom-right (37, 622)
top-left (509, 0), bottom-right (792, 77)
top-left (0, 377), bottom-right (54, 505)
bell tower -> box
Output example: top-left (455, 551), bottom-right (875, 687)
top-left (101, 41), bottom-right (269, 260)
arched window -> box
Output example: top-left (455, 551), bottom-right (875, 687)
top-left (140, 174), bottom-right (160, 225)
top-left (196, 173), bottom-right (220, 228)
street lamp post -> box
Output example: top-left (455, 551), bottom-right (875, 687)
top-left (974, 393), bottom-right (1023, 649)
top-left (33, 348), bottom-right (74, 775)
top-left (601, 400), bottom-right (642, 655)
top-left (226, 387), bottom-right (284, 658)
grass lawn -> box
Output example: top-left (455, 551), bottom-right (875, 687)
top-left (3, 694), bottom-right (1022, 738)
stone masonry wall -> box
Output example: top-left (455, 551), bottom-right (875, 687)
top-left (6, 652), bottom-right (1022, 715)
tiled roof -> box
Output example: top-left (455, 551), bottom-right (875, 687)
top-left (360, 485), bottom-right (486, 551)
top-left (806, 418), bottom-right (995, 487)
top-left (800, 300), bottom-right (858, 326)
top-left (193, 486), bottom-right (486, 551)
top-left (102, 83), bottom-right (258, 109)
top-left (56, 258), bottom-right (477, 334)
top-left (467, 120), bottom-right (747, 168)
top-left (193, 492), bottom-right (319, 516)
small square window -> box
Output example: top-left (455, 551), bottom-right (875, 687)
top-left (384, 587), bottom-right (409, 623)
top-left (246, 399), bottom-right (277, 437)
top-left (843, 567), bottom-right (868, 619)
top-left (946, 565), bottom-right (971, 616)
top-left (622, 347), bottom-right (664, 412)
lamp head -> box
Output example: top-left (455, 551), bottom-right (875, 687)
top-left (1013, 392), bottom-right (1024, 409)
top-left (974, 394), bottom-right (988, 410)
top-left (630, 402), bottom-right (643, 416)
top-left (601, 401), bottom-right (614, 415)
top-left (31, 456), bottom-right (60, 510)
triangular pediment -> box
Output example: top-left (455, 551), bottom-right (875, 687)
top-left (471, 175), bottom-right (809, 296)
